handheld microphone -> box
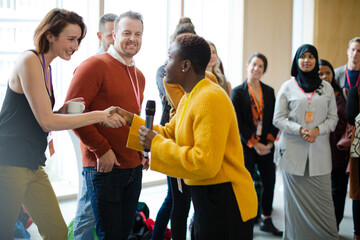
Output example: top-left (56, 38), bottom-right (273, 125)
top-left (144, 100), bottom-right (156, 158)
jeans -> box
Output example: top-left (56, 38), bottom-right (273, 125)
top-left (73, 169), bottom-right (95, 240)
top-left (84, 165), bottom-right (142, 240)
top-left (151, 176), bottom-right (172, 240)
top-left (14, 220), bottom-right (30, 239)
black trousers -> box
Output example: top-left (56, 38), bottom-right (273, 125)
top-left (190, 182), bottom-right (254, 240)
top-left (169, 177), bottom-right (191, 240)
top-left (331, 166), bottom-right (349, 228)
top-left (354, 200), bottom-right (360, 235)
top-left (243, 146), bottom-right (276, 216)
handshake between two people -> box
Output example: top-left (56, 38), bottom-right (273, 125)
top-left (94, 106), bottom-right (154, 172)
top-left (95, 106), bottom-right (155, 172)
top-left (108, 107), bottom-right (158, 152)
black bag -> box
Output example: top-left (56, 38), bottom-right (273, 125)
top-left (128, 212), bottom-right (151, 240)
top-left (137, 201), bottom-right (150, 219)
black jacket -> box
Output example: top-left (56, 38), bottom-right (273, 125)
top-left (231, 81), bottom-right (279, 147)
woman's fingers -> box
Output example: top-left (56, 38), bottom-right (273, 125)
top-left (138, 126), bottom-right (155, 149)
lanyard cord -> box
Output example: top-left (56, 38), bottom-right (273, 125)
top-left (41, 54), bottom-right (53, 99)
top-left (247, 82), bottom-right (263, 120)
top-left (346, 67), bottom-right (360, 88)
top-left (294, 78), bottom-right (315, 105)
top-left (126, 63), bottom-right (141, 112)
top-left (175, 79), bottom-right (205, 141)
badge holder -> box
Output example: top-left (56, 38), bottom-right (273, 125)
top-left (256, 120), bottom-right (263, 137)
top-left (305, 105), bottom-right (315, 128)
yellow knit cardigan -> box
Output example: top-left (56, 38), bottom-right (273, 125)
top-left (127, 78), bottom-right (257, 221)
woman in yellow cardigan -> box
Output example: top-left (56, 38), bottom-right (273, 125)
top-left (116, 34), bottom-right (257, 239)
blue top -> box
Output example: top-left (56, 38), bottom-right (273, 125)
top-left (156, 65), bottom-right (171, 126)
top-left (345, 69), bottom-right (360, 89)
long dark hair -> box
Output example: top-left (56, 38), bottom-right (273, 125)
top-left (318, 59), bottom-right (341, 93)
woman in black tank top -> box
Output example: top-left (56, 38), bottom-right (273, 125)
top-left (0, 8), bottom-right (125, 239)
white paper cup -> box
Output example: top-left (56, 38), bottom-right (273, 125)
top-left (67, 102), bottom-right (85, 114)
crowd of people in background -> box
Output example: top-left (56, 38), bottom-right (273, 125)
top-left (0, 6), bottom-right (359, 240)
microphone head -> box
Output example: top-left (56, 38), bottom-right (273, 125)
top-left (145, 100), bottom-right (156, 116)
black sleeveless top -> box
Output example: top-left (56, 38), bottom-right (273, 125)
top-left (0, 50), bottom-right (55, 170)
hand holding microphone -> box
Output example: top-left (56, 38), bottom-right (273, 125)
top-left (141, 100), bottom-right (156, 159)
top-left (106, 102), bottom-right (157, 158)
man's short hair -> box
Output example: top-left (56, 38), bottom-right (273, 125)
top-left (348, 37), bottom-right (360, 48)
top-left (114, 11), bottom-right (143, 32)
top-left (99, 13), bottom-right (117, 33)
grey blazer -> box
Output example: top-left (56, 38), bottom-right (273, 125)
top-left (273, 78), bottom-right (338, 177)
top-left (334, 64), bottom-right (347, 89)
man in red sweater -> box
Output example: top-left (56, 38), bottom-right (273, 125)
top-left (65, 11), bottom-right (146, 240)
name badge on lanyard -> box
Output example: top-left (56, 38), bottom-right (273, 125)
top-left (256, 120), bottom-right (263, 136)
top-left (294, 79), bottom-right (316, 123)
top-left (248, 83), bottom-right (263, 136)
top-left (305, 107), bottom-right (315, 122)
top-left (304, 95), bottom-right (315, 123)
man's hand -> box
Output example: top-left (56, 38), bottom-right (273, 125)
top-left (97, 149), bottom-right (120, 172)
top-left (100, 106), bottom-right (126, 128)
top-left (139, 151), bottom-right (149, 170)
top-left (110, 107), bottom-right (134, 126)
top-left (142, 157), bottom-right (150, 170)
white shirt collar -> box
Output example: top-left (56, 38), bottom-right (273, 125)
top-left (107, 45), bottom-right (135, 67)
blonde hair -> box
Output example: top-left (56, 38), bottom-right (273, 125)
top-left (207, 41), bottom-right (228, 92)
top-left (348, 36), bottom-right (360, 48)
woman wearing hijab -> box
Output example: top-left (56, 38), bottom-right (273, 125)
top-left (273, 44), bottom-right (339, 239)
